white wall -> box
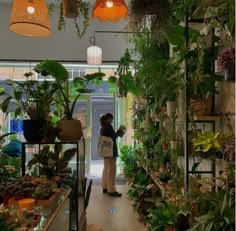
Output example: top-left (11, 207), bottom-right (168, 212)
top-left (0, 2), bottom-right (134, 63)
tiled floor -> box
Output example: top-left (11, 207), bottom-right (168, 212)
top-left (86, 161), bottom-right (147, 231)
top-left (86, 185), bottom-right (147, 231)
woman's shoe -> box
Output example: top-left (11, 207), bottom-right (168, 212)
top-left (103, 188), bottom-right (108, 193)
top-left (108, 191), bottom-right (122, 197)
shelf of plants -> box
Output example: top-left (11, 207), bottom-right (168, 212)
top-left (118, 0), bottom-right (235, 230)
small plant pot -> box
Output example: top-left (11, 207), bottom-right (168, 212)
top-left (165, 183), bottom-right (172, 191)
top-left (170, 140), bottom-right (178, 150)
top-left (189, 98), bottom-right (211, 116)
top-left (62, 0), bottom-right (78, 18)
top-left (162, 142), bottom-right (169, 151)
top-left (166, 100), bottom-right (177, 118)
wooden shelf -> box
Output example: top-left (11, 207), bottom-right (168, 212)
top-left (192, 115), bottom-right (221, 121)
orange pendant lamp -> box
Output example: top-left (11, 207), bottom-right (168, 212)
top-left (9, 0), bottom-right (51, 37)
top-left (92, 0), bottom-right (128, 22)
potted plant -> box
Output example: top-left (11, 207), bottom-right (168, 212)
top-left (34, 59), bottom-right (105, 141)
top-left (48, 0), bottom-right (90, 38)
top-left (217, 47), bottom-right (235, 81)
top-left (0, 72), bottom-right (60, 142)
top-left (192, 131), bottom-right (223, 159)
top-left (27, 144), bottom-right (77, 179)
top-left (187, 46), bottom-right (223, 116)
top-left (189, 188), bottom-right (235, 231)
top-left (127, 0), bottom-right (172, 34)
top-left (108, 49), bottom-right (138, 98)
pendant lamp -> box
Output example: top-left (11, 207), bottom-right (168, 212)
top-left (9, 0), bottom-right (51, 37)
top-left (92, 0), bottom-right (128, 22)
top-left (87, 37), bottom-right (102, 65)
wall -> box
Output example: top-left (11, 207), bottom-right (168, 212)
top-left (0, 2), bottom-right (134, 62)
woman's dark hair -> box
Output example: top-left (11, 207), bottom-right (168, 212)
top-left (100, 115), bottom-right (107, 126)
top-left (105, 113), bottom-right (113, 119)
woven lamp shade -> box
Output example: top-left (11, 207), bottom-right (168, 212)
top-left (87, 45), bottom-right (102, 65)
top-left (92, 0), bottom-right (128, 22)
top-left (10, 0), bottom-right (51, 37)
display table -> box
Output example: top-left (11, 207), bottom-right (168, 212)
top-left (21, 140), bottom-right (86, 231)
top-left (33, 187), bottom-right (71, 231)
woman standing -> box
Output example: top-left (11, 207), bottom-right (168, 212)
top-left (101, 113), bottom-right (124, 197)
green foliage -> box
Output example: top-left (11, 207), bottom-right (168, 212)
top-left (186, 45), bottom-right (223, 100)
top-left (192, 131), bottom-right (221, 153)
top-left (189, 189), bottom-right (235, 231)
top-left (83, 177), bottom-right (92, 211)
top-left (148, 201), bottom-right (176, 230)
top-left (33, 178), bottom-right (57, 199)
top-left (34, 60), bottom-right (105, 120)
top-left (0, 154), bottom-right (21, 179)
top-left (0, 78), bottom-right (59, 120)
top-left (119, 145), bottom-right (139, 179)
top-left (27, 144), bottom-right (77, 179)
top-left (48, 0), bottom-right (90, 39)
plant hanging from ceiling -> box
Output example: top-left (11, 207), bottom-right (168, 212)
top-left (48, 0), bottom-right (90, 38)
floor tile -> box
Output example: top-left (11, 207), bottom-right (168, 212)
top-left (86, 185), bottom-right (147, 231)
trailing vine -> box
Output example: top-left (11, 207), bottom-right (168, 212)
top-left (48, 0), bottom-right (90, 39)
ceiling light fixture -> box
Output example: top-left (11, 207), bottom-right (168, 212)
top-left (9, 0), bottom-right (51, 37)
top-left (92, 0), bottom-right (128, 23)
top-left (87, 37), bottom-right (102, 65)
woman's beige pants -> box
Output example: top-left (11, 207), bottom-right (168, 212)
top-left (102, 157), bottom-right (116, 193)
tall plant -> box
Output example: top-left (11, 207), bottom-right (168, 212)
top-left (34, 60), bottom-right (105, 120)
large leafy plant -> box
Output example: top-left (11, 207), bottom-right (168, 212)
top-left (0, 73), bottom-right (59, 120)
top-left (34, 60), bottom-right (105, 120)
top-left (27, 144), bottom-right (77, 179)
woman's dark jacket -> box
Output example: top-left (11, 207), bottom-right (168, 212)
top-left (102, 124), bottom-right (118, 157)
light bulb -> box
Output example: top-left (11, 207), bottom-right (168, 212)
top-left (106, 0), bottom-right (113, 8)
top-left (27, 6), bottom-right (35, 14)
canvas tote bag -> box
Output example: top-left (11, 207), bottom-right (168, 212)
top-left (97, 136), bottom-right (113, 158)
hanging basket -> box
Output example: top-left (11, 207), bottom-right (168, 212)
top-left (62, 0), bottom-right (78, 19)
top-left (189, 98), bottom-right (211, 116)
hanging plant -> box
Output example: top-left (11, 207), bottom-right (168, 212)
top-left (48, 0), bottom-right (90, 38)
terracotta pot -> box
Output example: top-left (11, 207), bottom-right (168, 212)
top-left (57, 120), bottom-right (83, 141)
top-left (162, 142), bottom-right (169, 151)
top-left (164, 224), bottom-right (175, 231)
top-left (189, 98), bottom-right (211, 116)
top-left (62, 0), bottom-right (78, 18)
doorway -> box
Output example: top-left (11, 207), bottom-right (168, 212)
top-left (91, 96), bottom-right (114, 161)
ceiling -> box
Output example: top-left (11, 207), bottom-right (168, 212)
top-left (0, 0), bottom-right (133, 63)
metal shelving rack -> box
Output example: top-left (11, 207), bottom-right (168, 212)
top-left (184, 8), bottom-right (220, 192)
